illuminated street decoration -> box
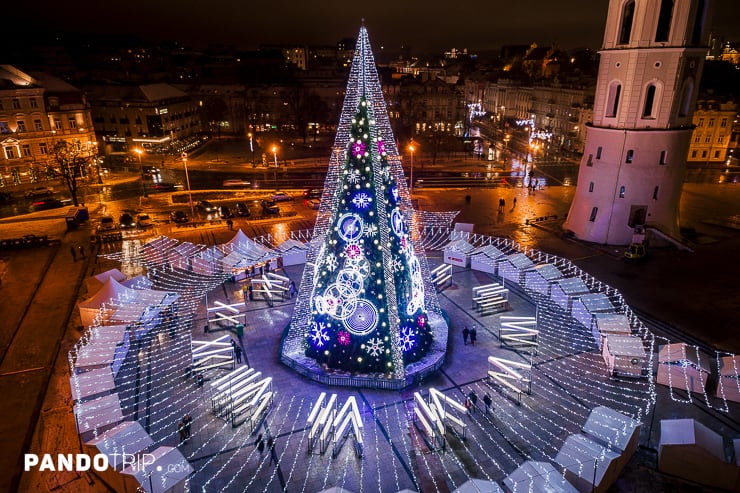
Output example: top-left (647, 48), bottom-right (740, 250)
top-left (283, 24), bottom-right (444, 380)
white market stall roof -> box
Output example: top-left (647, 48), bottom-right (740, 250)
top-left (555, 434), bottom-right (620, 490)
top-left (444, 238), bottom-right (476, 254)
top-left (79, 277), bottom-right (179, 327)
top-left (276, 238), bottom-right (308, 254)
top-left (121, 446), bottom-right (193, 493)
top-left (504, 460), bottom-right (577, 493)
top-left (85, 268), bottom-right (127, 294)
top-left (74, 393), bottom-right (123, 434)
top-left (85, 421), bottom-right (154, 470)
top-left (582, 406), bottom-right (641, 453)
top-left (70, 367), bottom-right (115, 401)
top-left (502, 252), bottom-right (535, 270)
top-left (554, 277), bottom-right (590, 296)
top-left (221, 229), bottom-right (272, 260)
top-left (121, 275), bottom-right (154, 290)
top-left (530, 263), bottom-right (563, 281)
top-left (451, 478), bottom-right (503, 493)
top-left (470, 244), bottom-right (505, 260)
top-left (139, 236), bottom-right (181, 266)
top-left (578, 292), bottom-right (616, 313)
top-left (594, 313), bottom-right (632, 336)
top-left (74, 341), bottom-right (119, 370)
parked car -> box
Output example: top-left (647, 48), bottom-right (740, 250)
top-left (99, 216), bottom-right (117, 231)
top-left (303, 188), bottom-right (322, 199)
top-left (31, 198), bottom-right (63, 211)
top-left (223, 179), bottom-right (251, 188)
top-left (142, 166), bottom-right (160, 176)
top-left (150, 182), bottom-right (179, 192)
top-left (119, 213), bottom-right (136, 229)
top-left (260, 199), bottom-right (280, 214)
top-left (219, 205), bottom-right (234, 219)
top-left (235, 202), bottom-right (251, 217)
top-left (271, 190), bottom-right (293, 202)
top-left (304, 198), bottom-right (321, 210)
top-left (169, 210), bottom-right (189, 223)
top-left (25, 186), bottom-right (54, 198)
top-left (196, 200), bottom-right (217, 213)
top-left (137, 214), bottom-right (153, 228)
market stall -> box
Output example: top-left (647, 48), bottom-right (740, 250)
top-left (443, 238), bottom-right (475, 267)
top-left (523, 263), bottom-right (563, 297)
top-left (498, 252), bottom-right (535, 286)
top-left (550, 277), bottom-right (590, 313)
top-left (469, 244), bottom-right (506, 274)
top-left (657, 343), bottom-right (710, 394)
top-left (504, 460), bottom-right (577, 493)
top-left (570, 292), bottom-right (616, 331)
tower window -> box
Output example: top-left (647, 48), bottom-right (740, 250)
top-left (619, 0), bottom-right (635, 44)
top-left (660, 150), bottom-right (667, 165)
top-left (653, 186), bottom-right (659, 200)
top-left (589, 207), bottom-right (598, 222)
top-left (619, 186), bottom-right (625, 198)
top-left (587, 154), bottom-right (594, 166)
top-left (589, 182), bottom-right (594, 192)
top-left (643, 84), bottom-right (657, 118)
top-left (626, 150), bottom-right (634, 163)
top-left (606, 82), bottom-right (622, 118)
top-left (596, 147), bottom-right (603, 159)
top-left (655, 0), bottom-right (674, 42)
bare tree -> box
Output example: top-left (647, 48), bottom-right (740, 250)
top-left (46, 140), bottom-right (93, 206)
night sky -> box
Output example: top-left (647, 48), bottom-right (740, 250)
top-left (20, 0), bottom-right (740, 53)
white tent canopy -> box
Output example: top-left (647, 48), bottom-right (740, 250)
top-left (139, 236), bottom-right (181, 266)
top-left (74, 393), bottom-right (123, 436)
top-left (470, 245), bottom-right (506, 274)
top-left (85, 420), bottom-right (154, 470)
top-left (504, 460), bottom-right (577, 493)
top-left (121, 446), bottom-right (193, 493)
top-left (85, 268), bottom-right (127, 294)
top-left (276, 238), bottom-right (308, 266)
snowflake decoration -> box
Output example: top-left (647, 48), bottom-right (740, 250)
top-left (324, 253), bottom-right (338, 272)
top-left (309, 322), bottom-right (330, 348)
top-left (346, 244), bottom-right (361, 259)
top-left (352, 140), bottom-right (366, 157)
top-left (352, 192), bottom-right (372, 209)
top-left (400, 236), bottom-right (408, 250)
top-left (391, 258), bottom-right (404, 273)
top-left (363, 223), bottom-right (378, 238)
top-left (398, 325), bottom-right (416, 352)
top-left (337, 330), bottom-right (351, 346)
top-left (348, 170), bottom-right (361, 184)
top-left (364, 337), bottom-right (384, 357)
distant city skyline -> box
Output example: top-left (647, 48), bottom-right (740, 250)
top-left (16, 0), bottom-right (740, 54)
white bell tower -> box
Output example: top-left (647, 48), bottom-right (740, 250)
top-left (564, 0), bottom-right (712, 245)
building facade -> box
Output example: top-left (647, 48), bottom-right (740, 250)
top-left (687, 100), bottom-right (737, 163)
top-left (564, 0), bottom-right (711, 245)
top-left (0, 65), bottom-right (96, 188)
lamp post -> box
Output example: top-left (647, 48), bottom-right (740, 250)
top-left (409, 143), bottom-right (415, 197)
top-left (272, 145), bottom-right (278, 186)
top-left (248, 132), bottom-right (254, 166)
top-left (182, 152), bottom-right (194, 218)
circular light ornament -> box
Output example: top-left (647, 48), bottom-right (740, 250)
top-left (343, 299), bottom-right (379, 336)
top-left (337, 213), bottom-right (364, 242)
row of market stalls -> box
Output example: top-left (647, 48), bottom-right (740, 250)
top-left (68, 230), bottom-right (312, 492)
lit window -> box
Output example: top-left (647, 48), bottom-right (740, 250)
top-left (626, 150), bottom-right (634, 163)
top-left (39, 143), bottom-right (48, 155)
top-left (30, 98), bottom-right (38, 108)
top-left (619, 186), bottom-right (625, 198)
top-left (16, 120), bottom-right (26, 133)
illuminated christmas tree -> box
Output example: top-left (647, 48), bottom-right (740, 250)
top-left (282, 23), bottom-right (446, 382)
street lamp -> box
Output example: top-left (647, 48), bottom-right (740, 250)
top-left (272, 145), bottom-right (278, 185)
top-left (182, 152), bottom-right (194, 218)
top-left (248, 132), bottom-right (254, 166)
top-left (134, 148), bottom-right (143, 170)
top-left (408, 143), bottom-right (415, 197)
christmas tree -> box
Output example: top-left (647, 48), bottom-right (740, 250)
top-left (283, 24), bottom-right (444, 382)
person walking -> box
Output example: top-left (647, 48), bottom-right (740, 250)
top-left (468, 391), bottom-right (478, 412)
top-left (234, 345), bottom-right (242, 364)
top-left (177, 420), bottom-right (187, 444)
top-left (183, 414), bottom-right (192, 439)
top-left (462, 326), bottom-right (470, 345)
top-left (78, 245), bottom-right (86, 259)
top-left (288, 280), bottom-right (296, 298)
top-left (226, 219), bottom-right (233, 230)
top-left (513, 197), bottom-right (517, 208)
top-left (70, 246), bottom-right (77, 261)
top-left (267, 436), bottom-right (276, 465)
top-left (255, 434), bottom-right (265, 455)
top-left (483, 393), bottom-right (492, 414)
top-left (248, 284), bottom-right (254, 301)
top-left (470, 326), bottom-right (477, 346)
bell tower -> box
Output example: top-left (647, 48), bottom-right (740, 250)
top-left (564, 0), bottom-right (712, 245)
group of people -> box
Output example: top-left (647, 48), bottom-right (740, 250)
top-left (462, 325), bottom-right (478, 345)
top-left (465, 390), bottom-right (494, 414)
top-left (254, 433), bottom-right (277, 464)
top-left (69, 245), bottom-right (86, 261)
top-left (177, 414), bottom-right (193, 444)
top-left (497, 196), bottom-right (517, 213)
